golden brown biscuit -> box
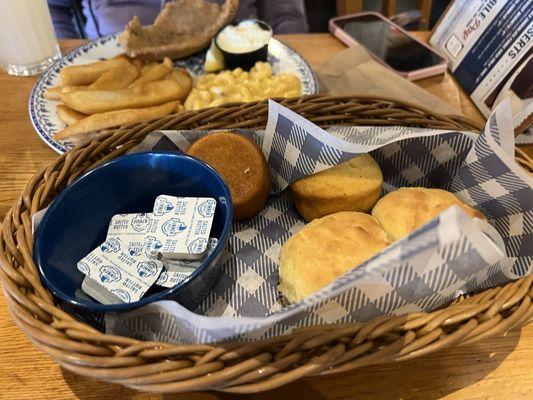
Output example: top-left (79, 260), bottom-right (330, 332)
top-left (187, 132), bottom-right (271, 221)
top-left (279, 212), bottom-right (390, 303)
top-left (289, 154), bottom-right (383, 222)
top-left (372, 187), bottom-right (484, 241)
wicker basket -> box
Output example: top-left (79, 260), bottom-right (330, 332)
top-left (2, 95), bottom-right (532, 394)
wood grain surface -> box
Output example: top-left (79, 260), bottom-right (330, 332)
top-left (0, 33), bottom-right (531, 400)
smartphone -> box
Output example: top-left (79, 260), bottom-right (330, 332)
top-left (329, 12), bottom-right (447, 81)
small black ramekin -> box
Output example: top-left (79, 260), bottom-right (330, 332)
top-left (215, 19), bottom-right (273, 71)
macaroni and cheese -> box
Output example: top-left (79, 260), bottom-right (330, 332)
top-left (184, 62), bottom-right (301, 110)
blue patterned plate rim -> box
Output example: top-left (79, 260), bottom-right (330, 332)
top-left (29, 34), bottom-right (318, 155)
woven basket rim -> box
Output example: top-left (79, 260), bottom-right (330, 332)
top-left (1, 95), bottom-right (531, 394)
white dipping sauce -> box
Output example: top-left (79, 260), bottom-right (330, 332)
top-left (217, 20), bottom-right (272, 54)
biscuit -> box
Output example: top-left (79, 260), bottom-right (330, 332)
top-left (279, 211), bottom-right (390, 303)
top-left (289, 154), bottom-right (383, 222)
top-left (372, 187), bottom-right (484, 241)
top-left (187, 132), bottom-right (271, 220)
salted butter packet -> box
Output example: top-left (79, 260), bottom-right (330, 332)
top-left (107, 212), bottom-right (158, 236)
top-left (106, 213), bottom-right (161, 259)
top-left (151, 195), bottom-right (217, 260)
top-left (82, 276), bottom-right (124, 305)
top-left (156, 238), bottom-right (219, 288)
top-left (77, 237), bottom-right (164, 303)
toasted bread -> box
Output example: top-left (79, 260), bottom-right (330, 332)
top-left (119, 0), bottom-right (239, 61)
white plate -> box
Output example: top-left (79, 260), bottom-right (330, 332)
top-left (29, 34), bottom-right (318, 154)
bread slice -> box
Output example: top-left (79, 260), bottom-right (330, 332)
top-left (119, 0), bottom-right (239, 61)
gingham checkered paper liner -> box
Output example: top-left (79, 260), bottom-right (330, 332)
top-left (516, 128), bottom-right (533, 145)
top-left (41, 100), bottom-right (533, 344)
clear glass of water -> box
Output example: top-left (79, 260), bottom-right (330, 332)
top-left (0, 0), bottom-right (62, 76)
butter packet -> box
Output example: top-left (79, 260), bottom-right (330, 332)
top-left (106, 213), bottom-right (161, 258)
top-left (151, 195), bottom-right (217, 260)
top-left (77, 237), bottom-right (164, 303)
top-left (81, 276), bottom-right (125, 305)
top-left (107, 213), bottom-right (158, 236)
top-left (154, 270), bottom-right (191, 289)
top-left (156, 238), bottom-right (219, 288)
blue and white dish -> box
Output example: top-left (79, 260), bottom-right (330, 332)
top-left (34, 152), bottom-right (233, 314)
top-left (29, 34), bottom-right (318, 154)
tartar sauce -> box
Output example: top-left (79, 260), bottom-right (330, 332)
top-left (217, 20), bottom-right (272, 54)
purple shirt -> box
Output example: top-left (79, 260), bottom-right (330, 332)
top-left (48, 0), bottom-right (309, 40)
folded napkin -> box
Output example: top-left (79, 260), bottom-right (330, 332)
top-left (315, 46), bottom-right (459, 115)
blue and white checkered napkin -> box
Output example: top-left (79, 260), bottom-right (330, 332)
top-left (103, 100), bottom-right (532, 344)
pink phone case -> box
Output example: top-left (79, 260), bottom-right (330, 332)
top-left (329, 12), bottom-right (448, 81)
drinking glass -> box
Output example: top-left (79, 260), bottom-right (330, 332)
top-left (0, 0), bottom-right (62, 76)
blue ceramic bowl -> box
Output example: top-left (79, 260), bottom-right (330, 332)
top-left (34, 152), bottom-right (233, 318)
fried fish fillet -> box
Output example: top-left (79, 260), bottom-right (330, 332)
top-left (129, 58), bottom-right (173, 86)
top-left (60, 80), bottom-right (188, 114)
top-left (55, 101), bottom-right (178, 139)
top-left (169, 69), bottom-right (193, 94)
top-left (89, 60), bottom-right (140, 90)
top-left (59, 57), bottom-right (131, 86)
top-left (119, 0), bottom-right (239, 61)
top-left (45, 85), bottom-right (87, 100)
top-left (56, 105), bottom-right (86, 126)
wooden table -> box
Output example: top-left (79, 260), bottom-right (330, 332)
top-left (0, 33), bottom-right (531, 400)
